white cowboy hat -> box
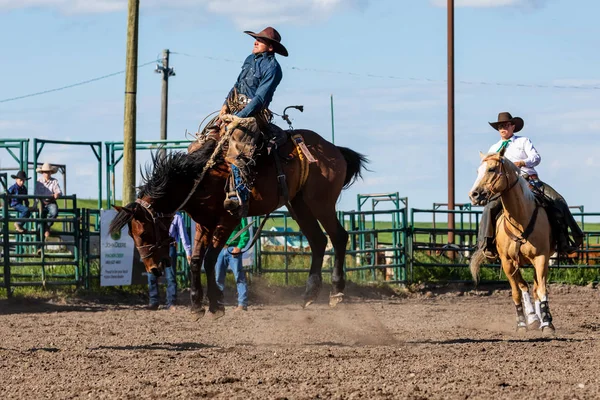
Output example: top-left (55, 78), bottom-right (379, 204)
top-left (36, 162), bottom-right (58, 174)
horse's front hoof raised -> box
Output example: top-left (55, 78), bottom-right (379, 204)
top-left (329, 292), bottom-right (344, 308)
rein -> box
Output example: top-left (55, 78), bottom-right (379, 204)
top-left (225, 215), bottom-right (272, 256)
top-left (488, 158), bottom-right (541, 268)
top-left (485, 158), bottom-right (520, 203)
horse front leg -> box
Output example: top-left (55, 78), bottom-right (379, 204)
top-left (514, 270), bottom-right (540, 329)
top-left (533, 255), bottom-right (555, 336)
top-left (189, 224), bottom-right (210, 319)
top-left (203, 246), bottom-right (225, 318)
top-left (500, 256), bottom-right (527, 332)
top-left (203, 222), bottom-right (235, 318)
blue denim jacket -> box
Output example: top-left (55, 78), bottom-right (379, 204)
top-left (7, 183), bottom-right (28, 207)
top-left (227, 52), bottom-right (283, 118)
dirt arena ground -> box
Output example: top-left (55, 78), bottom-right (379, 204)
top-left (1, 281), bottom-right (599, 399)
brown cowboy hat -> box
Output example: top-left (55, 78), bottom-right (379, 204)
top-left (11, 170), bottom-right (30, 180)
top-left (489, 112), bottom-right (524, 133)
top-left (244, 27), bottom-right (288, 57)
top-left (36, 162), bottom-right (58, 174)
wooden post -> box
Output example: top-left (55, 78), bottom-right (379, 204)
top-left (122, 0), bottom-right (140, 205)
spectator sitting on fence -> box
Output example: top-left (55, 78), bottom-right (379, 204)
top-left (147, 212), bottom-right (192, 311)
top-left (215, 218), bottom-right (250, 312)
top-left (33, 162), bottom-right (62, 238)
top-left (7, 170), bottom-right (31, 233)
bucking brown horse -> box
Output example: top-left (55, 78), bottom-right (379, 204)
top-left (109, 122), bottom-right (367, 318)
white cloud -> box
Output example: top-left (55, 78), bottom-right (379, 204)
top-left (431, 0), bottom-right (548, 8)
top-left (0, 0), bottom-right (368, 26)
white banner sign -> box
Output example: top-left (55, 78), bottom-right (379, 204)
top-left (100, 209), bottom-right (135, 286)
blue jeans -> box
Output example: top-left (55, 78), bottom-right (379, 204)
top-left (148, 245), bottom-right (178, 306)
top-left (41, 202), bottom-right (58, 230)
top-left (12, 204), bottom-right (31, 228)
top-left (215, 246), bottom-right (248, 307)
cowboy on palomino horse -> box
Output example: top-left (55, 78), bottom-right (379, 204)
top-left (195, 26), bottom-right (288, 218)
top-left (477, 112), bottom-right (584, 260)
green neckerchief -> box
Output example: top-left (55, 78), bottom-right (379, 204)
top-left (496, 139), bottom-right (511, 153)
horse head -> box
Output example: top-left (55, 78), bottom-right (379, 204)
top-left (109, 200), bottom-right (174, 277)
top-left (469, 150), bottom-right (520, 206)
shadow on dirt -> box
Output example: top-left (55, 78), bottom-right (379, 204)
top-left (89, 342), bottom-right (216, 352)
top-left (409, 337), bottom-right (590, 345)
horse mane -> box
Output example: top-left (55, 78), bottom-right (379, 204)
top-left (137, 140), bottom-right (221, 199)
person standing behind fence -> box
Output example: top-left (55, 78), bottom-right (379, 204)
top-left (215, 218), bottom-right (250, 311)
top-left (147, 212), bottom-right (192, 311)
top-left (7, 171), bottom-right (31, 233)
top-left (33, 162), bottom-right (62, 238)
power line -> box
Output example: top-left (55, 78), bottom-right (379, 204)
top-left (0, 60), bottom-right (158, 104)
top-left (173, 51), bottom-right (600, 91)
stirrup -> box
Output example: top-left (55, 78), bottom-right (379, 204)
top-left (223, 192), bottom-right (240, 211)
top-left (483, 249), bottom-right (497, 260)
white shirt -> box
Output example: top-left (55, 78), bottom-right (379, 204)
top-left (488, 135), bottom-right (541, 177)
top-left (34, 176), bottom-right (62, 204)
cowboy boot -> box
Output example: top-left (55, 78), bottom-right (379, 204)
top-left (483, 238), bottom-right (497, 260)
top-left (223, 166), bottom-right (250, 218)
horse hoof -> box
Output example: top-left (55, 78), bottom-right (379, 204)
top-left (527, 320), bottom-right (541, 331)
top-left (516, 325), bottom-right (527, 333)
top-left (303, 299), bottom-right (314, 309)
top-left (208, 308), bottom-right (225, 320)
top-left (190, 308), bottom-right (206, 321)
top-left (329, 293), bottom-right (344, 308)
top-left (542, 324), bottom-right (556, 337)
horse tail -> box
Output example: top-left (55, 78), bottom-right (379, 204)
top-left (469, 248), bottom-right (486, 286)
top-left (337, 146), bottom-right (369, 189)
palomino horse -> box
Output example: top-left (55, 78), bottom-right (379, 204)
top-left (109, 122), bottom-right (367, 318)
top-left (469, 151), bottom-right (555, 335)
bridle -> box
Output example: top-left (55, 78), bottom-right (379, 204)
top-left (483, 157), bottom-right (520, 202)
top-left (134, 199), bottom-right (175, 260)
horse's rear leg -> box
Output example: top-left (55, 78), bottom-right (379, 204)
top-left (514, 270), bottom-right (540, 329)
top-left (289, 196), bottom-right (327, 307)
top-left (313, 209), bottom-right (348, 307)
top-left (500, 257), bottom-right (527, 332)
top-left (533, 255), bottom-right (555, 335)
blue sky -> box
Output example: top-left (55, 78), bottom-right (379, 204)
top-left (1, 0), bottom-right (599, 217)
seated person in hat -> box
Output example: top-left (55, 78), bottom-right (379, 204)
top-left (33, 162), bottom-right (63, 238)
top-left (217, 26), bottom-right (288, 218)
top-left (478, 112), bottom-right (584, 259)
top-left (7, 170), bottom-right (31, 233)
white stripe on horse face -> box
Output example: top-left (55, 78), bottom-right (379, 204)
top-left (470, 161), bottom-right (488, 194)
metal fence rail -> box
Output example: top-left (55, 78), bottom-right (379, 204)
top-left (1, 193), bottom-right (81, 297)
top-left (2, 197), bottom-right (600, 297)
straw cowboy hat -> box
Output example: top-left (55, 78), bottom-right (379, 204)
top-left (11, 170), bottom-right (30, 180)
top-left (36, 162), bottom-right (58, 174)
top-left (244, 27), bottom-right (289, 57)
top-left (489, 112), bottom-right (524, 133)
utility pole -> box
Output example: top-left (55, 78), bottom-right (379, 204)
top-left (447, 0), bottom-right (456, 245)
top-left (156, 49), bottom-right (175, 155)
top-left (122, 0), bottom-right (140, 206)
top-left (330, 94), bottom-right (335, 144)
